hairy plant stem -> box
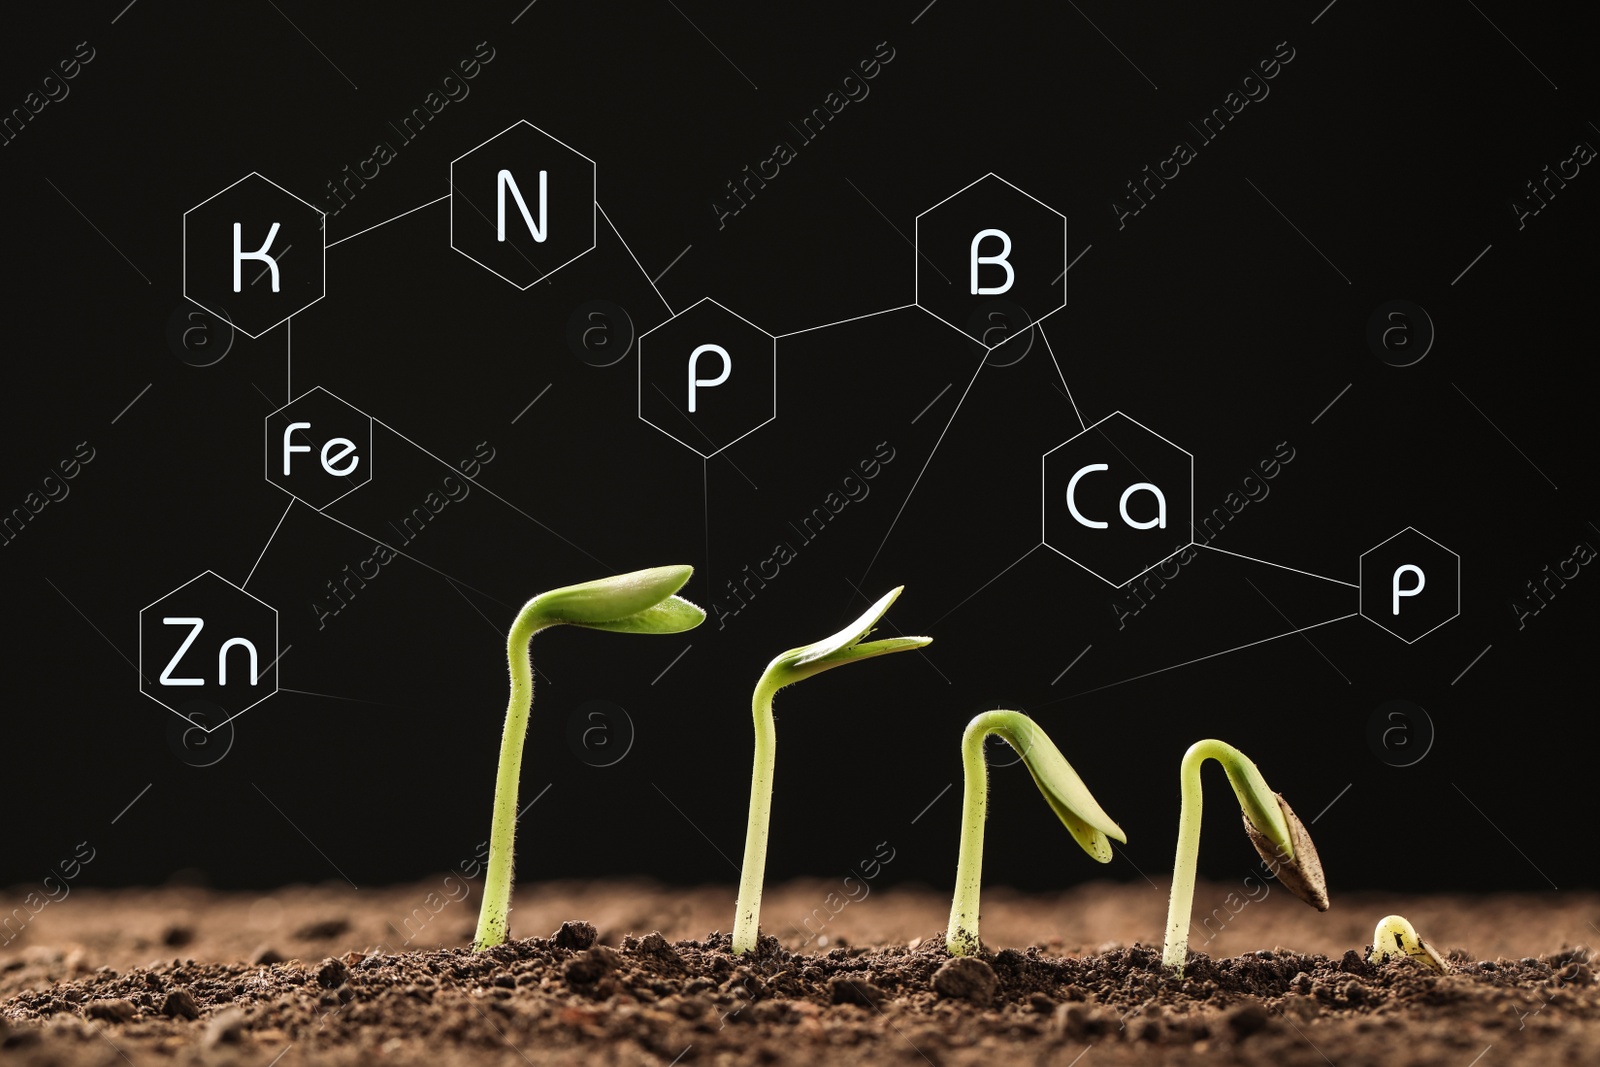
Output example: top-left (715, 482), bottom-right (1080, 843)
top-left (473, 607), bottom-right (548, 951)
top-left (732, 675), bottom-right (781, 955)
top-left (947, 711), bottom-right (1015, 955)
top-left (1162, 739), bottom-right (1286, 973)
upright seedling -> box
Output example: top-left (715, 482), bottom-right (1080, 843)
top-left (1369, 913), bottom-right (1448, 973)
top-left (946, 710), bottom-right (1126, 956)
top-left (732, 586), bottom-right (929, 955)
top-left (473, 565), bottom-right (704, 951)
top-left (1162, 739), bottom-right (1329, 974)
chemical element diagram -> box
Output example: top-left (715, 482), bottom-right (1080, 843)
top-left (153, 114), bottom-right (1471, 748)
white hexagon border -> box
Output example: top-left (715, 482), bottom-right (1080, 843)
top-left (914, 172), bottom-right (1069, 349)
top-left (138, 569), bottom-right (280, 733)
top-left (449, 119), bottom-right (597, 290)
top-left (1358, 526), bottom-right (1461, 644)
top-left (1040, 410), bottom-right (1196, 590)
top-left (637, 296), bottom-right (777, 459)
top-left (182, 171), bottom-right (327, 339)
top-left (263, 385), bottom-right (375, 512)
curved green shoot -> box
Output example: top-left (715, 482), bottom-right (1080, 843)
top-left (732, 586), bottom-right (930, 955)
top-left (946, 710), bottom-right (1126, 956)
top-left (1369, 913), bottom-right (1448, 973)
top-left (473, 565), bottom-right (704, 951)
top-left (1162, 739), bottom-right (1329, 974)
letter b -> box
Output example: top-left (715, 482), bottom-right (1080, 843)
top-left (970, 228), bottom-right (1015, 295)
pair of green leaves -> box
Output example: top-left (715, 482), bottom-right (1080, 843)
top-left (760, 585), bottom-right (929, 690)
top-left (518, 564), bottom-right (705, 635)
top-left (975, 711), bottom-right (1126, 863)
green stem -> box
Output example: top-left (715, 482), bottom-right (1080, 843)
top-left (948, 711), bottom-right (1013, 954)
top-left (473, 606), bottom-right (549, 951)
top-left (732, 676), bottom-right (780, 955)
top-left (1161, 738), bottom-right (1286, 973)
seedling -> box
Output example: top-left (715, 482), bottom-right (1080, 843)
top-left (1369, 914), bottom-right (1448, 973)
top-left (1162, 739), bottom-right (1329, 974)
top-left (473, 565), bottom-right (704, 951)
top-left (732, 586), bottom-right (929, 955)
top-left (946, 710), bottom-right (1126, 956)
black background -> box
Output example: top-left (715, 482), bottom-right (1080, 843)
top-left (2, 2), bottom-right (1594, 903)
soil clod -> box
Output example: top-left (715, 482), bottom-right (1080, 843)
top-left (315, 956), bottom-right (350, 989)
top-left (633, 931), bottom-right (681, 967)
top-left (552, 920), bottom-right (597, 951)
top-left (159, 989), bottom-right (199, 1020)
top-left (932, 955), bottom-right (996, 1005)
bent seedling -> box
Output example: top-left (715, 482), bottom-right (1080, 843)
top-left (1162, 739), bottom-right (1329, 975)
top-left (1369, 913), bottom-right (1449, 973)
top-left (946, 710), bottom-right (1126, 956)
top-left (473, 566), bottom-right (704, 951)
top-left (732, 586), bottom-right (930, 955)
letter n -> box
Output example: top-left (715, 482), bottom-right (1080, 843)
top-left (497, 170), bottom-right (547, 243)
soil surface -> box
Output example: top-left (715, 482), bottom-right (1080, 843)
top-left (2, 878), bottom-right (1596, 1065)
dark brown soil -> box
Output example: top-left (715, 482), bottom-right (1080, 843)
top-left (2, 880), bottom-right (1596, 1065)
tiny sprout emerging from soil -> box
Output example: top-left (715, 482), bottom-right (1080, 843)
top-left (473, 566), bottom-right (704, 951)
top-left (1162, 739), bottom-right (1329, 975)
top-left (1369, 913), bottom-right (1449, 973)
top-left (946, 710), bottom-right (1126, 956)
top-left (732, 586), bottom-right (930, 955)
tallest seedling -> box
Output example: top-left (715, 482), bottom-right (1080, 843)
top-left (473, 566), bottom-right (704, 951)
top-left (733, 586), bottom-right (930, 955)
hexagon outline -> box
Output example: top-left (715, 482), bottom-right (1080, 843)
top-left (638, 296), bottom-right (777, 459)
top-left (183, 171), bottom-right (327, 339)
top-left (138, 569), bottom-right (280, 733)
top-left (449, 119), bottom-right (597, 290)
top-left (914, 172), bottom-right (1068, 347)
top-left (1358, 526), bottom-right (1461, 644)
top-left (1040, 410), bottom-right (1196, 589)
top-left (264, 385), bottom-right (375, 512)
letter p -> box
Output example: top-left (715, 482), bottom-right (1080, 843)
top-left (1392, 564), bottom-right (1425, 615)
top-left (688, 344), bottom-right (731, 413)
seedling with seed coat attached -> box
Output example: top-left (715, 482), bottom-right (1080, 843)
top-left (1370, 913), bottom-right (1448, 973)
top-left (1162, 739), bottom-right (1329, 974)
